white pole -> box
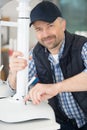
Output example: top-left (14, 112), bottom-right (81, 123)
top-left (14, 0), bottom-right (31, 100)
top-left (0, 26), bottom-right (1, 68)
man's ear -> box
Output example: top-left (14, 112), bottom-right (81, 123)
top-left (62, 19), bottom-right (66, 31)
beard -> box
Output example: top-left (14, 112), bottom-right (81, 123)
top-left (40, 35), bottom-right (60, 50)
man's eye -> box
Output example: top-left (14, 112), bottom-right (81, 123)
top-left (50, 24), bottom-right (53, 27)
top-left (35, 28), bottom-right (41, 32)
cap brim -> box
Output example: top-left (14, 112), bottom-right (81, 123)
top-left (29, 17), bottom-right (57, 27)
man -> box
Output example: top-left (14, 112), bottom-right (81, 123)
top-left (8, 1), bottom-right (87, 130)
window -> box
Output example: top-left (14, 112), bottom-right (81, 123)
top-left (58, 0), bottom-right (87, 33)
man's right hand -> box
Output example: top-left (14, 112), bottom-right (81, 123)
top-left (8, 51), bottom-right (28, 90)
top-left (9, 51), bottom-right (27, 73)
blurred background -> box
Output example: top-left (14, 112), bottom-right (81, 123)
top-left (0, 0), bottom-right (87, 80)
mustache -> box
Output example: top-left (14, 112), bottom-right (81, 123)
top-left (41, 35), bottom-right (56, 42)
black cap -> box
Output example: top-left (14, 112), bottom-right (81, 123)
top-left (30, 1), bottom-right (62, 27)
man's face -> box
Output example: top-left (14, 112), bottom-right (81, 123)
top-left (33, 18), bottom-right (66, 54)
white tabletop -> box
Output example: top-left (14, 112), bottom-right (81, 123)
top-left (0, 119), bottom-right (60, 130)
top-left (0, 86), bottom-right (60, 130)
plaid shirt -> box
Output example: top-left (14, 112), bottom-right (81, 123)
top-left (28, 41), bottom-right (87, 128)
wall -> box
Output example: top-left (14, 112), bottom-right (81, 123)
top-left (1, 0), bottom-right (42, 49)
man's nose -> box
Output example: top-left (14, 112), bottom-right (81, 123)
top-left (42, 29), bottom-right (49, 37)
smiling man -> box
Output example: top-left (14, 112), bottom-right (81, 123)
top-left (8, 1), bottom-right (87, 130)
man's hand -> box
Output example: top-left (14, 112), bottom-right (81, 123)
top-left (24, 83), bottom-right (61, 104)
top-left (8, 51), bottom-right (28, 90)
top-left (9, 51), bottom-right (27, 73)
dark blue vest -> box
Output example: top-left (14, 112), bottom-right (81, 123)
top-left (33, 31), bottom-right (87, 123)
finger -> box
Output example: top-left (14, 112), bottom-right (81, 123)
top-left (29, 88), bottom-right (37, 104)
top-left (10, 51), bottom-right (24, 65)
top-left (12, 51), bottom-right (24, 57)
top-left (29, 88), bottom-right (41, 104)
top-left (13, 58), bottom-right (27, 68)
top-left (9, 57), bottom-right (27, 72)
top-left (33, 91), bottom-right (41, 104)
top-left (31, 88), bottom-right (47, 104)
top-left (24, 94), bottom-right (30, 102)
